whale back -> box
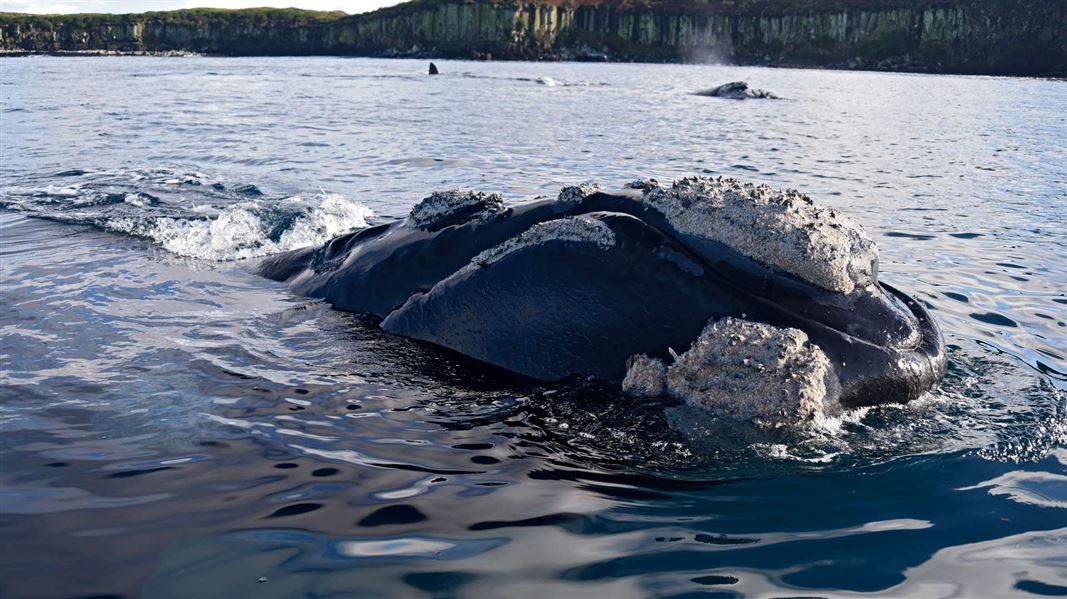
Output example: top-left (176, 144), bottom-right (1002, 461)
top-left (381, 212), bottom-right (755, 382)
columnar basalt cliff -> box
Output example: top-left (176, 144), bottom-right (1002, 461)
top-left (2, 0), bottom-right (1063, 76)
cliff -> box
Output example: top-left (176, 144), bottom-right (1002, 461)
top-left (0, 8), bottom-right (345, 56)
top-left (2, 0), bottom-right (1064, 76)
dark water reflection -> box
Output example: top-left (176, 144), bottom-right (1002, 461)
top-left (1, 57), bottom-right (1065, 598)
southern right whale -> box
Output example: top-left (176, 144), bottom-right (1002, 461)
top-left (258, 176), bottom-right (947, 421)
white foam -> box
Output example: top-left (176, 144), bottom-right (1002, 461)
top-left (277, 193), bottom-right (373, 250)
top-left (41, 185), bottom-right (80, 197)
top-left (123, 193), bottom-right (152, 208)
top-left (109, 192), bottom-right (373, 261)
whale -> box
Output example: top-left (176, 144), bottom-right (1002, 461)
top-left (258, 177), bottom-right (947, 419)
top-left (696, 81), bottom-right (777, 100)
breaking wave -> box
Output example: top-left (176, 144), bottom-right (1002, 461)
top-left (0, 167), bottom-right (374, 261)
top-left (107, 193), bottom-right (372, 261)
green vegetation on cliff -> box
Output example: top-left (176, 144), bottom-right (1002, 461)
top-left (0, 7), bottom-right (344, 23)
top-left (0, 7), bottom-right (350, 55)
top-left (1, 0), bottom-right (1063, 76)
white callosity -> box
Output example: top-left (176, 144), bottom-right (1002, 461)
top-left (668, 317), bottom-right (839, 420)
top-left (621, 354), bottom-right (668, 397)
top-left (623, 317), bottom-right (840, 421)
top-left (557, 183), bottom-right (600, 205)
top-left (407, 190), bottom-right (505, 229)
top-left (625, 178), bottom-right (659, 190)
top-left (641, 176), bottom-right (878, 294)
top-left (469, 216), bottom-right (616, 267)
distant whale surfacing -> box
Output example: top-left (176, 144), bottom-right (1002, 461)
top-left (696, 81), bottom-right (777, 100)
top-left (258, 176), bottom-right (946, 421)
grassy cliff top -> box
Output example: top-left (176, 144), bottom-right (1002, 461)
top-left (0, 7), bottom-right (346, 27)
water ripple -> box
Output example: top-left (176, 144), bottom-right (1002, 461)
top-left (0, 56), bottom-right (1064, 599)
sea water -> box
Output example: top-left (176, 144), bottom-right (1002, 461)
top-left (1, 56), bottom-right (1065, 598)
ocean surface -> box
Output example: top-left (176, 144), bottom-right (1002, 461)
top-left (1, 56), bottom-right (1065, 598)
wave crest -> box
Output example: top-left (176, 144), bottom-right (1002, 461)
top-left (110, 192), bottom-right (374, 261)
top-left (0, 168), bottom-right (374, 261)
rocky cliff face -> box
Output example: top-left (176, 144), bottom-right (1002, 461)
top-left (0, 9), bottom-right (341, 55)
top-left (565, 0), bottom-right (1065, 74)
top-left (2, 1), bottom-right (1063, 76)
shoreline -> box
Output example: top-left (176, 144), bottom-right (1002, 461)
top-left (0, 49), bottom-right (200, 57)
top-left (3, 1), bottom-right (1063, 79)
top-left (2, 49), bottom-right (1063, 80)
